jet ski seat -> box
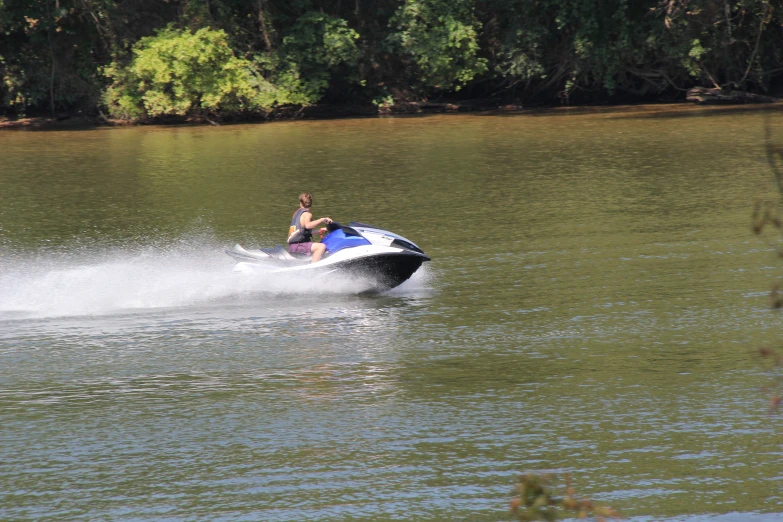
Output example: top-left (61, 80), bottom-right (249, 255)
top-left (262, 245), bottom-right (310, 261)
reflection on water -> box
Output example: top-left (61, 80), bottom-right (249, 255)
top-left (2, 107), bottom-right (783, 521)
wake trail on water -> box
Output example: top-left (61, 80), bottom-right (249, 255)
top-left (0, 235), bottom-right (433, 319)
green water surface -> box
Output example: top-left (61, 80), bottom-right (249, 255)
top-left (1, 107), bottom-right (782, 521)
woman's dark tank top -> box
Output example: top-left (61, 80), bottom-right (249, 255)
top-left (288, 207), bottom-right (313, 243)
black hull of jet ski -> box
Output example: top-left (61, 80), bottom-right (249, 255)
top-left (323, 252), bottom-right (428, 292)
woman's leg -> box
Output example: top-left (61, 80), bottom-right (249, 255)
top-left (311, 242), bottom-right (327, 262)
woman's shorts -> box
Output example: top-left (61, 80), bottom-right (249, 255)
top-left (289, 242), bottom-right (313, 255)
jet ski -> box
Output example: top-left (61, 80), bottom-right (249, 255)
top-left (225, 221), bottom-right (430, 292)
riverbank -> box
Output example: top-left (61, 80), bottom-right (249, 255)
top-left (3, 98), bottom-right (783, 130)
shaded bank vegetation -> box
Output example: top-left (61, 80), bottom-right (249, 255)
top-left (1, 0), bottom-right (782, 122)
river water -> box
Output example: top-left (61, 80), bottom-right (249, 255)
top-left (1, 107), bottom-right (783, 521)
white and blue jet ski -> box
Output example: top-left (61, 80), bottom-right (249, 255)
top-left (225, 221), bottom-right (430, 292)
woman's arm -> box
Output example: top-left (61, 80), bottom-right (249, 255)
top-left (300, 212), bottom-right (332, 230)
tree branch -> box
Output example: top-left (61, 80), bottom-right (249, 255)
top-left (735, 2), bottom-right (769, 88)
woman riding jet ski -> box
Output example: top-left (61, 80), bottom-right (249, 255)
top-left (225, 221), bottom-right (430, 292)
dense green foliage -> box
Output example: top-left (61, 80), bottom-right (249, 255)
top-left (388, 0), bottom-right (487, 90)
top-left (103, 27), bottom-right (272, 119)
top-left (1, 0), bottom-right (782, 120)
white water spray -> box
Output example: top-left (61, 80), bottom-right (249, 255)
top-left (0, 236), bottom-right (432, 319)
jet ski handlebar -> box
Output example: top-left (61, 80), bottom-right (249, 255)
top-left (321, 221), bottom-right (365, 239)
top-left (326, 221), bottom-right (342, 232)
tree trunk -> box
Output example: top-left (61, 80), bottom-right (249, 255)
top-left (687, 87), bottom-right (779, 104)
top-left (257, 0), bottom-right (273, 50)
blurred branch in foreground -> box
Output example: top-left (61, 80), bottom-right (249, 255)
top-left (758, 346), bottom-right (783, 413)
top-left (755, 111), bottom-right (783, 413)
top-left (509, 473), bottom-right (620, 521)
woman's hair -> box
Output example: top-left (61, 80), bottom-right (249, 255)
top-left (299, 192), bottom-right (312, 208)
